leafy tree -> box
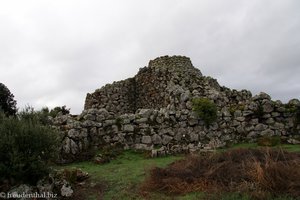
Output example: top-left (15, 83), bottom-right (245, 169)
top-left (0, 83), bottom-right (17, 116)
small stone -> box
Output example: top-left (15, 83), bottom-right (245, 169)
top-left (142, 136), bottom-right (152, 144)
top-left (255, 124), bottom-right (268, 131)
top-left (162, 135), bottom-right (173, 145)
top-left (61, 184), bottom-right (73, 197)
top-left (260, 129), bottom-right (274, 136)
top-left (152, 134), bottom-right (162, 144)
top-left (123, 124), bottom-right (134, 132)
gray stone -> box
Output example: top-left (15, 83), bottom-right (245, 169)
top-left (271, 112), bottom-right (280, 117)
top-left (263, 102), bottom-right (274, 113)
top-left (162, 135), bottom-right (173, 145)
top-left (236, 117), bottom-right (245, 122)
top-left (236, 125), bottom-right (245, 134)
top-left (63, 137), bottom-right (71, 154)
top-left (249, 118), bottom-right (259, 125)
top-left (83, 114), bottom-right (96, 121)
top-left (174, 132), bottom-right (182, 141)
top-left (248, 102), bottom-right (258, 111)
top-left (242, 110), bottom-right (253, 116)
top-left (222, 108), bottom-right (231, 117)
top-left (151, 149), bottom-right (158, 157)
top-left (70, 140), bottom-right (79, 155)
top-left (245, 125), bottom-right (254, 132)
top-left (152, 134), bottom-right (162, 144)
top-left (186, 101), bottom-right (193, 110)
top-left (288, 99), bottom-right (300, 106)
top-left (188, 117), bottom-right (198, 126)
top-left (68, 129), bottom-right (80, 139)
top-left (254, 124), bottom-right (268, 131)
top-left (253, 92), bottom-right (271, 101)
top-left (190, 132), bottom-right (199, 142)
top-left (273, 122), bottom-right (285, 130)
top-left (123, 124), bottom-right (134, 132)
top-left (260, 129), bottom-right (274, 136)
top-left (266, 118), bottom-right (275, 125)
top-left (61, 183), bottom-right (73, 197)
top-left (142, 136), bottom-right (152, 144)
top-left (82, 120), bottom-right (97, 127)
top-left (180, 90), bottom-right (190, 102)
top-left (234, 110), bottom-right (243, 117)
top-left (103, 135), bottom-right (111, 143)
top-left (103, 119), bottom-right (116, 127)
top-left (247, 131), bottom-right (257, 138)
top-left (287, 138), bottom-right (300, 144)
top-left (90, 127), bottom-right (97, 136)
top-left (232, 120), bottom-right (240, 127)
top-left (37, 177), bottom-right (54, 194)
top-left (137, 109), bottom-right (152, 118)
top-left (135, 117), bottom-right (148, 124)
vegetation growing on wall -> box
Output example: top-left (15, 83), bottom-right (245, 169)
top-left (192, 98), bottom-right (217, 126)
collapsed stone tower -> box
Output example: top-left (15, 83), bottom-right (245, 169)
top-left (84, 55), bottom-right (251, 115)
top-left (55, 55), bottom-right (300, 163)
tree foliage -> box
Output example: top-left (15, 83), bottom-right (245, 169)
top-left (0, 83), bottom-right (17, 116)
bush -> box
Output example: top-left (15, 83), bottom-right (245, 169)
top-left (192, 98), bottom-right (217, 126)
top-left (0, 109), bottom-right (60, 185)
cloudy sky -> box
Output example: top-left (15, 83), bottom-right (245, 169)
top-left (0, 0), bottom-right (299, 114)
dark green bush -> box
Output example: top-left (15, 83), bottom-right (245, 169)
top-left (0, 109), bottom-right (60, 185)
top-left (192, 98), bottom-right (217, 127)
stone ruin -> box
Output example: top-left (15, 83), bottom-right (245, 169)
top-left (53, 55), bottom-right (300, 162)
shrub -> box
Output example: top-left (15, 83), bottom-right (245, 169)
top-left (0, 109), bottom-right (60, 185)
top-left (192, 98), bottom-right (217, 126)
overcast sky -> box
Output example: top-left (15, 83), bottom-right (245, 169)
top-left (0, 0), bottom-right (299, 114)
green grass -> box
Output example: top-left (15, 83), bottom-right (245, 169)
top-left (58, 144), bottom-right (300, 200)
top-left (58, 150), bottom-right (183, 199)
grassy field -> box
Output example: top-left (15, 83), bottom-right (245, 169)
top-left (58, 144), bottom-right (300, 200)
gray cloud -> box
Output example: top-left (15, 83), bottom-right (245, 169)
top-left (0, 0), bottom-right (299, 114)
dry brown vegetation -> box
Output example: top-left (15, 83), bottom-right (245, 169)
top-left (141, 148), bottom-right (300, 199)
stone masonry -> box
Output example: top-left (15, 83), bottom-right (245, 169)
top-left (55, 55), bottom-right (300, 163)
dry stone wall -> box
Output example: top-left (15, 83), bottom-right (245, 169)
top-left (56, 55), bottom-right (300, 163)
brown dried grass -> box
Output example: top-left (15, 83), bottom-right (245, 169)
top-left (141, 148), bottom-right (300, 199)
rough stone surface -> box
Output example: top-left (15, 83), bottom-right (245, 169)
top-left (53, 55), bottom-right (300, 162)
top-left (61, 183), bottom-right (73, 197)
